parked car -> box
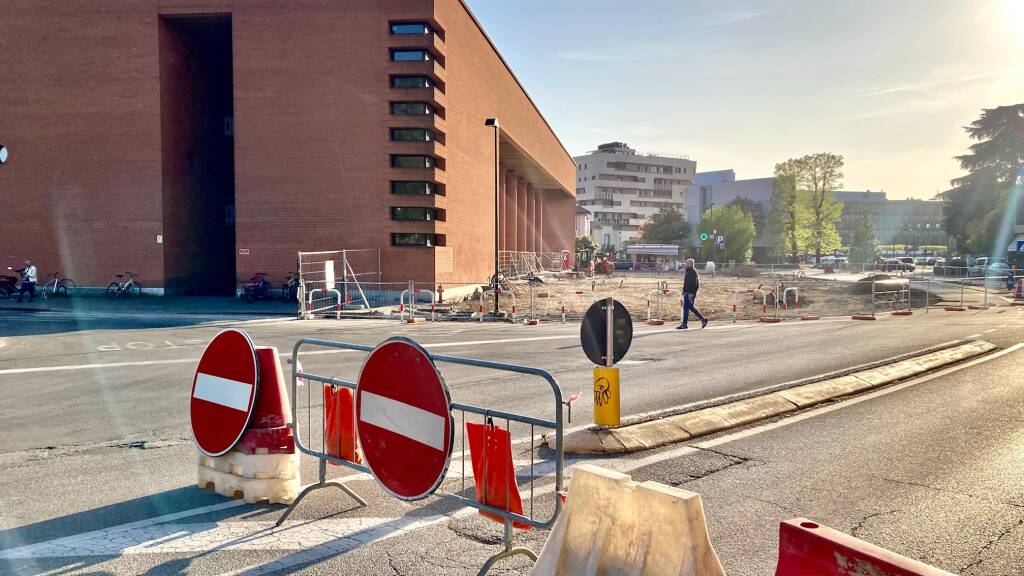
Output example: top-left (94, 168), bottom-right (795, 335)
top-left (613, 260), bottom-right (634, 271)
top-left (968, 257), bottom-right (1005, 277)
top-left (987, 262), bottom-right (1011, 277)
top-left (935, 257), bottom-right (966, 276)
top-left (876, 258), bottom-right (915, 272)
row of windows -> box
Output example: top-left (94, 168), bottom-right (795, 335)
top-left (391, 127), bottom-right (437, 142)
top-left (392, 233), bottom-right (446, 247)
top-left (391, 154), bottom-right (440, 169)
top-left (390, 22), bottom-right (433, 35)
top-left (392, 206), bottom-right (444, 221)
top-left (391, 75), bottom-right (433, 89)
top-left (392, 181), bottom-right (441, 195)
top-left (389, 23), bottom-right (442, 248)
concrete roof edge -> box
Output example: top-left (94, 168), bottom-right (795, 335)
top-left (455, 0), bottom-right (576, 169)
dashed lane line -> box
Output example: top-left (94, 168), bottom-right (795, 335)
top-left (0, 320), bottom-right (835, 376)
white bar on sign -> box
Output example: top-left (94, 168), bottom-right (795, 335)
top-left (193, 373), bottom-right (253, 412)
top-left (359, 391), bottom-right (446, 452)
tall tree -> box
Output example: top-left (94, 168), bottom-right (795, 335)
top-left (770, 162), bottom-right (801, 263)
top-left (799, 153), bottom-right (845, 263)
top-left (698, 205), bottom-right (756, 263)
top-left (636, 207), bottom-right (691, 257)
top-left (727, 196), bottom-right (767, 235)
top-left (943, 103), bottom-right (1024, 255)
top-left (849, 216), bottom-right (879, 264)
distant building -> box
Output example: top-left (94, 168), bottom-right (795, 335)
top-left (574, 142), bottom-right (696, 250)
top-left (835, 191), bottom-right (945, 248)
top-left (575, 204), bottom-right (592, 239)
top-left (683, 171), bottom-right (777, 261)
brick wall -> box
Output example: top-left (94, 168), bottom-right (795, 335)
top-left (0, 0), bottom-right (574, 292)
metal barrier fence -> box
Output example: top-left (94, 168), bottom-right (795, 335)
top-left (298, 249), bottom-right (381, 316)
top-left (281, 337), bottom-right (564, 574)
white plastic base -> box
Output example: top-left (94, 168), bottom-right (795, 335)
top-left (197, 449), bottom-right (300, 504)
top-left (197, 450), bottom-right (299, 480)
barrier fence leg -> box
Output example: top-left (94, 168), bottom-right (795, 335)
top-left (926, 278), bottom-right (929, 313)
top-left (276, 458), bottom-right (366, 527)
top-left (476, 518), bottom-right (538, 576)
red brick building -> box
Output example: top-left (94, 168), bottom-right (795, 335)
top-left (0, 0), bottom-right (575, 295)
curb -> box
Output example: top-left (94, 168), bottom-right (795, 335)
top-left (556, 340), bottom-right (998, 455)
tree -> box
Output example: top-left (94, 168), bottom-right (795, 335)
top-left (727, 197), bottom-right (766, 235)
top-left (850, 216), bottom-right (879, 264)
top-left (770, 154), bottom-right (844, 262)
top-left (575, 235), bottom-right (598, 254)
top-left (770, 163), bottom-right (802, 262)
top-left (943, 103), bottom-right (1024, 255)
top-left (798, 153), bottom-right (845, 262)
top-left (637, 207), bottom-right (692, 258)
top-left (698, 205), bottom-right (755, 263)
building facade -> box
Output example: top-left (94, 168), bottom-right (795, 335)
top-left (683, 170), bottom-right (778, 261)
top-left (836, 191), bottom-right (945, 247)
top-left (573, 142), bottom-right (695, 250)
top-left (0, 0), bottom-right (575, 294)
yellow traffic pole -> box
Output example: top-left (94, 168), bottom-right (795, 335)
top-left (594, 297), bottom-right (620, 427)
top-left (593, 366), bottom-right (620, 427)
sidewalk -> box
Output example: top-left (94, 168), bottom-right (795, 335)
top-left (0, 295), bottom-right (298, 317)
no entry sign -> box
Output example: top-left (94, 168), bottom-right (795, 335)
top-left (356, 337), bottom-right (453, 501)
top-left (190, 329), bottom-right (259, 456)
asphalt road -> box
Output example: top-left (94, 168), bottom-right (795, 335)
top-left (0, 304), bottom-right (1022, 574)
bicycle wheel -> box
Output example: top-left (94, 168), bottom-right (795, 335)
top-left (105, 283), bottom-right (120, 298)
top-left (57, 279), bottom-right (75, 297)
top-left (127, 281), bottom-right (142, 297)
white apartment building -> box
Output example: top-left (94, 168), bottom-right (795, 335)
top-left (574, 142), bottom-right (696, 250)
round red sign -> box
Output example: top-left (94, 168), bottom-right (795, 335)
top-left (356, 337), bottom-right (452, 501)
top-left (190, 329), bottom-right (260, 456)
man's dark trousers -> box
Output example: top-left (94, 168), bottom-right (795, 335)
top-left (683, 292), bottom-right (706, 327)
top-left (17, 281), bottom-right (35, 303)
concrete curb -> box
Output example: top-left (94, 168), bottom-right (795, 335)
top-left (557, 340), bottom-right (998, 455)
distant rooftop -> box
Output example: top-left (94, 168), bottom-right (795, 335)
top-left (582, 141), bottom-right (690, 160)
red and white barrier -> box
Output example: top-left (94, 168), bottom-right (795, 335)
top-left (401, 287), bottom-right (436, 323)
top-left (775, 518), bottom-right (954, 576)
top-left (644, 287), bottom-right (682, 325)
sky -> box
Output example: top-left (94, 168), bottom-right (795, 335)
top-left (466, 0), bottom-right (1024, 200)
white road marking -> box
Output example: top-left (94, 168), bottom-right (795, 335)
top-left (0, 322), bottom-right (781, 375)
top-left (359, 391), bottom-right (447, 451)
top-left (193, 373), bottom-right (254, 412)
top-left (965, 333), bottom-right (982, 339)
top-left (984, 328), bottom-right (998, 334)
top-left (8, 343), bottom-right (1016, 566)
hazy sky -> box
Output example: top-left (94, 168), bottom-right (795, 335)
top-left (466, 0), bottom-right (1024, 199)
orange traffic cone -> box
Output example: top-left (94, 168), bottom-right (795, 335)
top-left (238, 347), bottom-right (295, 454)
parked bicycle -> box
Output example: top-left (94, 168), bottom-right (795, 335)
top-left (105, 272), bottom-right (142, 298)
top-left (242, 272), bottom-right (272, 302)
top-left (0, 268), bottom-right (17, 300)
top-left (42, 272), bottom-right (76, 298)
top-left (281, 273), bottom-right (300, 303)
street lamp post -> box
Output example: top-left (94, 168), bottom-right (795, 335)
top-left (485, 118), bottom-right (500, 317)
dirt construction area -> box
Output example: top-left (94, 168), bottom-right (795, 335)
top-left (454, 271), bottom-right (946, 323)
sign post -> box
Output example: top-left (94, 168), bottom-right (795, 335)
top-left (581, 299), bottom-right (632, 427)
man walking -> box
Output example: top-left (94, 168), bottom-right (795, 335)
top-left (15, 259), bottom-right (37, 303)
top-left (677, 258), bottom-right (708, 330)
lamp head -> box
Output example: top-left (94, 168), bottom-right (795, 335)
top-left (484, 118), bottom-right (499, 128)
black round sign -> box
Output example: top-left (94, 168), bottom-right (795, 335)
top-left (580, 299), bottom-right (632, 366)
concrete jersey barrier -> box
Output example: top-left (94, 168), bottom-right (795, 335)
top-left (533, 464), bottom-right (725, 576)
